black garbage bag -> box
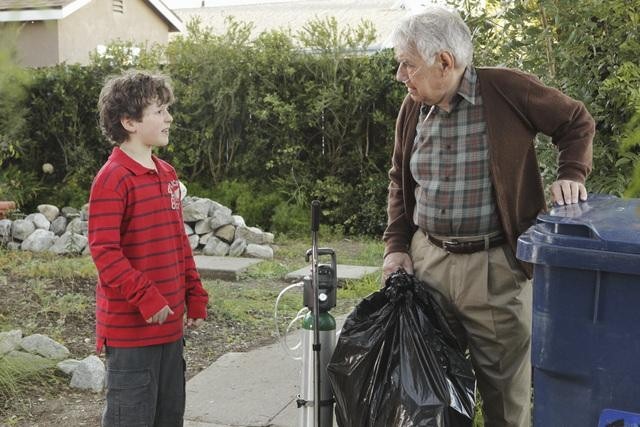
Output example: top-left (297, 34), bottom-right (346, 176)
top-left (327, 271), bottom-right (475, 427)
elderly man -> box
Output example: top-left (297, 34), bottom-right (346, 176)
top-left (382, 6), bottom-right (594, 427)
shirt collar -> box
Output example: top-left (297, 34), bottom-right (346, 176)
top-left (110, 147), bottom-right (172, 176)
top-left (420, 66), bottom-right (478, 115)
top-left (456, 65), bottom-right (478, 105)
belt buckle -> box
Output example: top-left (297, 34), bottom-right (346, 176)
top-left (442, 239), bottom-right (460, 252)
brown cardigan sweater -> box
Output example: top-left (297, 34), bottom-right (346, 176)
top-left (383, 67), bottom-right (595, 278)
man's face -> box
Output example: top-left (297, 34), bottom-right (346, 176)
top-left (135, 101), bottom-right (173, 148)
top-left (395, 49), bottom-right (451, 106)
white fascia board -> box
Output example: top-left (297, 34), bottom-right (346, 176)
top-left (0, 0), bottom-right (91, 22)
top-left (147, 0), bottom-right (186, 33)
top-left (61, 0), bottom-right (93, 18)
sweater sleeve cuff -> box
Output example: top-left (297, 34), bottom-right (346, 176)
top-left (384, 244), bottom-right (409, 259)
top-left (186, 299), bottom-right (208, 320)
top-left (557, 165), bottom-right (588, 183)
top-left (136, 285), bottom-right (169, 321)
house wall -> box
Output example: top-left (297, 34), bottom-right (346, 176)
top-left (3, 20), bottom-right (60, 68)
top-left (58, 0), bottom-right (171, 65)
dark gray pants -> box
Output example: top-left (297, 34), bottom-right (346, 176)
top-left (102, 339), bottom-right (185, 427)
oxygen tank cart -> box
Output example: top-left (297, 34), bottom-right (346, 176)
top-left (274, 201), bottom-right (338, 427)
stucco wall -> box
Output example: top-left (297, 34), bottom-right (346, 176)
top-left (3, 21), bottom-right (60, 68)
top-left (58, 0), bottom-right (171, 65)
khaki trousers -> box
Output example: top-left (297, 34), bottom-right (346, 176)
top-left (410, 230), bottom-right (532, 427)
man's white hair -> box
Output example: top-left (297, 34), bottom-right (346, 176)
top-left (391, 6), bottom-right (473, 68)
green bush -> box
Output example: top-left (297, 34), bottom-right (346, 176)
top-left (0, 165), bottom-right (42, 208)
top-left (235, 191), bottom-right (283, 230)
top-left (5, 3), bottom-right (639, 233)
top-left (341, 173), bottom-right (390, 236)
top-left (207, 180), bottom-right (255, 213)
top-left (464, 0), bottom-right (640, 198)
top-left (271, 201), bottom-right (310, 237)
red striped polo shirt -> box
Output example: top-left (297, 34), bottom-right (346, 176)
top-left (88, 147), bottom-right (208, 353)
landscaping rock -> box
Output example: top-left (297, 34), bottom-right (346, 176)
top-left (229, 238), bottom-right (247, 257)
top-left (11, 219), bottom-right (35, 241)
top-left (208, 200), bottom-right (232, 218)
top-left (188, 234), bottom-right (199, 250)
top-left (37, 204), bottom-right (60, 222)
top-left (1, 190), bottom-right (277, 260)
top-left (70, 355), bottom-right (105, 392)
top-left (245, 243), bottom-right (274, 259)
top-left (6, 241), bottom-right (21, 250)
top-left (182, 198), bottom-right (212, 222)
top-left (80, 203), bottom-right (89, 221)
top-left (184, 223), bottom-right (194, 236)
top-left (26, 212), bottom-right (51, 230)
top-left (61, 206), bottom-right (79, 218)
top-left (236, 226), bottom-right (266, 245)
top-left (203, 237), bottom-right (229, 256)
top-left (0, 329), bottom-right (22, 355)
top-left (194, 219), bottom-right (213, 234)
top-left (50, 216), bottom-right (68, 236)
top-left (263, 232), bottom-right (275, 244)
top-left (66, 218), bottom-right (88, 235)
top-left (49, 231), bottom-right (88, 254)
top-left (199, 232), bottom-right (214, 247)
top-left (231, 215), bottom-right (246, 228)
top-left (214, 224), bottom-right (235, 243)
top-left (20, 229), bottom-right (56, 252)
top-left (20, 334), bottom-right (70, 360)
top-left (179, 181), bottom-right (187, 200)
top-left (209, 210), bottom-right (233, 230)
top-left (57, 359), bottom-right (81, 375)
top-left (0, 219), bottom-right (12, 241)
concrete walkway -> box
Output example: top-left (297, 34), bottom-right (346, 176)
top-left (186, 258), bottom-right (377, 426)
top-left (185, 317), bottom-right (346, 427)
top-left (195, 255), bottom-right (380, 283)
top-left (194, 255), bottom-right (264, 281)
top-left (285, 264), bottom-right (380, 284)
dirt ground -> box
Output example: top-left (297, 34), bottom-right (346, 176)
top-left (0, 275), bottom-right (288, 427)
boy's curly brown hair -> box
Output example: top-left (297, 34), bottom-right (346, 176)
top-left (98, 70), bottom-right (174, 145)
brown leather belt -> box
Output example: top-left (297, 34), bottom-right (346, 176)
top-left (427, 234), bottom-right (505, 254)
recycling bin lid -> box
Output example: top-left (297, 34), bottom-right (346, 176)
top-left (516, 195), bottom-right (640, 274)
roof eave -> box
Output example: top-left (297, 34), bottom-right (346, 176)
top-left (146, 0), bottom-right (185, 33)
top-left (0, 0), bottom-right (91, 22)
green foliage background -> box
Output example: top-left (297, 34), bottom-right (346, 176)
top-left (1, 0), bottom-right (639, 233)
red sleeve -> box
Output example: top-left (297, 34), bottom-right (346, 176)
top-left (88, 183), bottom-right (168, 320)
top-left (182, 231), bottom-right (209, 319)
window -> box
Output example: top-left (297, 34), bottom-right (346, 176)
top-left (113, 0), bottom-right (124, 13)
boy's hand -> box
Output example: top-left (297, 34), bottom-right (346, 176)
top-left (146, 305), bottom-right (174, 324)
top-left (186, 318), bottom-right (204, 328)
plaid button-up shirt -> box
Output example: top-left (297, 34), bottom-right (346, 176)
top-left (410, 66), bottom-right (502, 237)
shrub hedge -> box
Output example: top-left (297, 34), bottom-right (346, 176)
top-left (1, 2), bottom-right (639, 235)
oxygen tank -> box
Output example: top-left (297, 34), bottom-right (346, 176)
top-left (299, 311), bottom-right (336, 427)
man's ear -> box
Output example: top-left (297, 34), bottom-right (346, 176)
top-left (437, 51), bottom-right (456, 73)
top-left (121, 116), bottom-right (137, 133)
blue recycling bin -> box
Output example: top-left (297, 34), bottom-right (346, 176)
top-left (516, 195), bottom-right (640, 426)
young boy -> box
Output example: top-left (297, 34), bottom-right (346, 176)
top-left (89, 70), bottom-right (209, 426)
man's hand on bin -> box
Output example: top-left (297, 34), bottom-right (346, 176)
top-left (382, 252), bottom-right (413, 286)
top-left (550, 179), bottom-right (588, 206)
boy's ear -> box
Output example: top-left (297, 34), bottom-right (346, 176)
top-left (120, 116), bottom-right (137, 133)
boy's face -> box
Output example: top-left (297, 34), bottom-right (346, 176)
top-left (130, 100), bottom-right (173, 148)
